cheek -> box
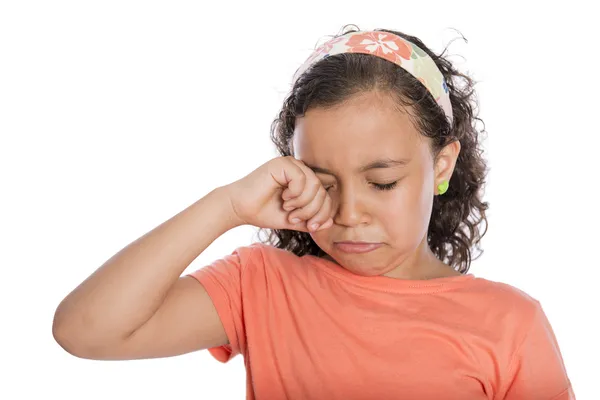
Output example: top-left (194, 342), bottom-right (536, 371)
top-left (381, 182), bottom-right (431, 235)
top-left (380, 194), bottom-right (413, 236)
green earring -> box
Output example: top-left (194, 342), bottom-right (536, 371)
top-left (437, 180), bottom-right (449, 195)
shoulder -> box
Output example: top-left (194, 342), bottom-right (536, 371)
top-left (237, 242), bottom-right (298, 263)
top-left (466, 276), bottom-right (542, 329)
top-left (471, 277), bottom-right (539, 302)
top-left (213, 242), bottom-right (286, 266)
top-left (226, 242), bottom-right (308, 275)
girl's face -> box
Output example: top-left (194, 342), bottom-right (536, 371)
top-left (292, 90), bottom-right (460, 278)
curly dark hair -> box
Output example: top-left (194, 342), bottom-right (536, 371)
top-left (256, 25), bottom-right (489, 273)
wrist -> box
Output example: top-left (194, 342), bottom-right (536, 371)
top-left (214, 184), bottom-right (246, 229)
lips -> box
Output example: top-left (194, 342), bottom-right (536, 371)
top-left (335, 241), bottom-right (377, 244)
top-left (334, 241), bottom-right (383, 254)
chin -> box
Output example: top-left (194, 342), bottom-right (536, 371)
top-left (349, 267), bottom-right (384, 277)
top-left (333, 252), bottom-right (389, 275)
top-left (347, 262), bottom-right (392, 277)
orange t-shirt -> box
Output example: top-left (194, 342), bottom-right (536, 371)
top-left (188, 243), bottom-right (574, 400)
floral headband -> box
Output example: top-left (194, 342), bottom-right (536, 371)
top-left (292, 30), bottom-right (453, 125)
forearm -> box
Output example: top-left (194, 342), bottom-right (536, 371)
top-left (53, 185), bottom-right (243, 346)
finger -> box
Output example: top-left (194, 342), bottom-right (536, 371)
top-left (272, 156), bottom-right (306, 201)
top-left (281, 156), bottom-right (311, 201)
top-left (285, 178), bottom-right (322, 213)
top-left (286, 218), bottom-right (309, 232)
top-left (306, 192), bottom-right (334, 231)
top-left (291, 158), bottom-right (336, 229)
top-left (288, 185), bottom-right (327, 230)
top-left (283, 159), bottom-right (323, 209)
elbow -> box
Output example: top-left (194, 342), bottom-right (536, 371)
top-left (52, 306), bottom-right (100, 360)
top-left (52, 309), bottom-right (130, 360)
top-left (52, 320), bottom-right (110, 360)
top-left (52, 312), bottom-right (86, 359)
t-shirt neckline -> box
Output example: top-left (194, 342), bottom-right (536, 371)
top-left (305, 254), bottom-right (476, 294)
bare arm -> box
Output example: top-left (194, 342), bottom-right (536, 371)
top-left (52, 186), bottom-right (244, 360)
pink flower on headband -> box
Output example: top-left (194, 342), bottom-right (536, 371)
top-left (304, 36), bottom-right (345, 65)
top-left (345, 32), bottom-right (412, 64)
top-left (320, 36), bottom-right (345, 54)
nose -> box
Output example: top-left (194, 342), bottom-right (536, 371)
top-left (332, 187), bottom-right (369, 227)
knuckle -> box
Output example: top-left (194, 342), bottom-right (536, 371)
top-left (296, 180), bottom-right (319, 205)
top-left (311, 178), bottom-right (322, 191)
top-left (294, 198), bottom-right (319, 219)
top-left (297, 172), bottom-right (307, 187)
top-left (295, 206), bottom-right (316, 221)
top-left (305, 192), bottom-right (328, 220)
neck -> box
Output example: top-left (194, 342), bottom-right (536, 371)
top-left (382, 236), bottom-right (460, 280)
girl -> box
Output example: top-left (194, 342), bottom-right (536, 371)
top-left (53, 26), bottom-right (575, 399)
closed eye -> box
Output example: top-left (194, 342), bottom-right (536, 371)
top-left (323, 181), bottom-right (399, 191)
top-left (372, 181), bottom-right (398, 191)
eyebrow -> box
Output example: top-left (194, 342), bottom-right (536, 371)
top-left (303, 157), bottom-right (411, 176)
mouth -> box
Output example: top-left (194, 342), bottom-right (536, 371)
top-left (334, 241), bottom-right (383, 254)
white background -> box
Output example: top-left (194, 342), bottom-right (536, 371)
top-left (1, 1), bottom-right (597, 398)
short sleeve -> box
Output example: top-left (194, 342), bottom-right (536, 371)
top-left (501, 301), bottom-right (575, 399)
top-left (186, 245), bottom-right (258, 363)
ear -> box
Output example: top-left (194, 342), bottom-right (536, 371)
top-left (434, 140), bottom-right (461, 194)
